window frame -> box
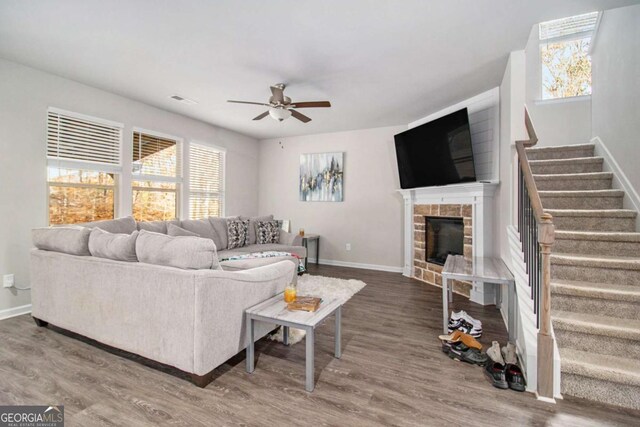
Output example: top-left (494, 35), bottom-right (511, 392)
top-left (46, 107), bottom-right (123, 225)
top-left (131, 127), bottom-right (184, 221)
top-left (187, 140), bottom-right (226, 219)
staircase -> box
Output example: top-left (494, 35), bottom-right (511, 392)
top-left (526, 143), bottom-right (640, 410)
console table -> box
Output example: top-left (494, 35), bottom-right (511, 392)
top-left (441, 255), bottom-right (516, 342)
top-left (301, 234), bottom-right (320, 269)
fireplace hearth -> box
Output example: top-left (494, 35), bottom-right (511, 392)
top-left (426, 216), bottom-right (464, 266)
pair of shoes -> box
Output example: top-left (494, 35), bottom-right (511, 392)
top-left (484, 362), bottom-right (527, 391)
top-left (448, 310), bottom-right (482, 338)
top-left (447, 342), bottom-right (489, 366)
top-left (438, 330), bottom-right (483, 351)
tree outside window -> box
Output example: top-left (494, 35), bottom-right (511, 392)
top-left (541, 37), bottom-right (592, 99)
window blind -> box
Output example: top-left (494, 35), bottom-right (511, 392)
top-left (539, 12), bottom-right (599, 41)
top-left (132, 131), bottom-right (181, 178)
top-left (189, 142), bottom-right (224, 219)
top-left (47, 109), bottom-right (122, 169)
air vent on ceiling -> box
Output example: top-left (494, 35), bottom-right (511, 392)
top-left (169, 95), bottom-right (198, 105)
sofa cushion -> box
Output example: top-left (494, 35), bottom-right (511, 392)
top-left (208, 216), bottom-right (237, 250)
top-left (135, 230), bottom-right (221, 270)
top-left (241, 215), bottom-right (274, 245)
top-left (180, 218), bottom-right (219, 243)
top-left (256, 220), bottom-right (280, 244)
top-left (227, 218), bottom-right (249, 249)
top-left (81, 216), bottom-right (137, 234)
top-left (32, 226), bottom-right (91, 256)
top-left (167, 223), bottom-right (200, 237)
top-left (137, 219), bottom-right (180, 234)
top-left (89, 228), bottom-right (139, 262)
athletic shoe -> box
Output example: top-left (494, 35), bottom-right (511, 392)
top-left (448, 318), bottom-right (482, 338)
top-left (484, 362), bottom-right (508, 389)
top-left (506, 364), bottom-right (526, 392)
top-left (449, 310), bottom-right (483, 328)
top-left (447, 343), bottom-right (488, 366)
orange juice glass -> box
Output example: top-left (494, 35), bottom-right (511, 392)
top-left (284, 284), bottom-right (297, 303)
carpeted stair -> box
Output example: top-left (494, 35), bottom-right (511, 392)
top-left (527, 143), bottom-right (640, 410)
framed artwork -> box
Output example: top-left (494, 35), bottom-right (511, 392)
top-left (299, 152), bottom-right (344, 202)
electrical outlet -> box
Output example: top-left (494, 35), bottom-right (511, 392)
top-left (345, 243), bottom-right (351, 251)
top-left (3, 274), bottom-right (15, 288)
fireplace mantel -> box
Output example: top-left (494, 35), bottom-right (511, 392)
top-left (398, 181), bottom-right (499, 305)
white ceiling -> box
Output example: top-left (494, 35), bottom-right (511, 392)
top-left (0, 0), bottom-right (637, 140)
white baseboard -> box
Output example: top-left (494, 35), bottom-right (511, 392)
top-left (314, 258), bottom-right (404, 273)
top-left (0, 304), bottom-right (32, 321)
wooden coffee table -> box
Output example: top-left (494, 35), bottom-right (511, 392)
top-left (245, 294), bottom-right (343, 392)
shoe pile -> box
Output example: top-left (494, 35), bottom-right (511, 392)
top-left (448, 310), bottom-right (482, 338)
top-left (484, 341), bottom-right (526, 392)
top-left (438, 330), bottom-right (488, 366)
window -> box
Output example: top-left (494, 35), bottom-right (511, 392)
top-left (132, 130), bottom-right (182, 221)
top-left (538, 12), bottom-right (599, 100)
top-left (47, 109), bottom-right (122, 225)
top-left (189, 142), bottom-right (225, 219)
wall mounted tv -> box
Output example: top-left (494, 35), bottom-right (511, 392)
top-left (394, 108), bottom-right (476, 189)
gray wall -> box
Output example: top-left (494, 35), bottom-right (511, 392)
top-left (258, 126), bottom-right (405, 270)
top-left (524, 26), bottom-right (592, 147)
top-left (0, 58), bottom-right (259, 313)
top-left (591, 4), bottom-right (640, 192)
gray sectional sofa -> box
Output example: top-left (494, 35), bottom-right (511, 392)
top-left (29, 215), bottom-right (306, 387)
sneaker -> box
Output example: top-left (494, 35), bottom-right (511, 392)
top-left (506, 364), bottom-right (526, 392)
top-left (484, 362), bottom-right (508, 389)
top-left (487, 341), bottom-right (505, 365)
top-left (502, 342), bottom-right (517, 365)
top-left (448, 319), bottom-right (482, 338)
top-left (448, 343), bottom-right (488, 366)
top-left (449, 310), bottom-right (483, 328)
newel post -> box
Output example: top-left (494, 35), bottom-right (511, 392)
top-left (537, 213), bottom-right (555, 400)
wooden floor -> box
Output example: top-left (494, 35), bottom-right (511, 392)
top-left (1, 265), bottom-right (639, 426)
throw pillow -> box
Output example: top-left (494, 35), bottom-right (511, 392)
top-left (136, 230), bottom-right (222, 270)
top-left (227, 218), bottom-right (249, 249)
top-left (241, 214), bottom-right (274, 245)
top-left (88, 228), bottom-right (139, 262)
top-left (137, 219), bottom-right (180, 234)
top-left (32, 226), bottom-right (91, 256)
top-left (80, 216), bottom-right (137, 234)
top-left (256, 220), bottom-right (281, 244)
top-left (167, 223), bottom-right (200, 237)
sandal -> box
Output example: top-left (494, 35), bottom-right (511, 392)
top-left (438, 330), bottom-right (483, 351)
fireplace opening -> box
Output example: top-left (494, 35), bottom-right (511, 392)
top-left (425, 216), bottom-right (464, 266)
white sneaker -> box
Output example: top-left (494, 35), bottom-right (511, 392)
top-left (449, 310), bottom-right (483, 328)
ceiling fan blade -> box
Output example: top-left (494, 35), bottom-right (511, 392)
top-left (253, 111), bottom-right (270, 121)
top-left (270, 84), bottom-right (285, 103)
top-left (227, 100), bottom-right (270, 106)
top-left (290, 109), bottom-right (312, 123)
top-left (290, 101), bottom-right (331, 108)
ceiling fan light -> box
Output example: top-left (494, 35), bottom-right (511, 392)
top-left (269, 107), bottom-right (292, 121)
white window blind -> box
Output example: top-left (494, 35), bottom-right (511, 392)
top-left (539, 12), bottom-right (599, 41)
top-left (189, 142), bottom-right (224, 219)
top-left (47, 109), bottom-right (123, 171)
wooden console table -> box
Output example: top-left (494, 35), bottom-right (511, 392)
top-left (441, 255), bottom-right (516, 343)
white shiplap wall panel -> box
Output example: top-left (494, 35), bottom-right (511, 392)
top-left (408, 88), bottom-right (500, 181)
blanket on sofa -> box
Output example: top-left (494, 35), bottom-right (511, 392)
top-left (219, 251), bottom-right (306, 273)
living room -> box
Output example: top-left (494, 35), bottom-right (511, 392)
top-left (1, 1), bottom-right (639, 425)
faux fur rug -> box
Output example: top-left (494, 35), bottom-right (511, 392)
top-left (268, 274), bottom-right (367, 345)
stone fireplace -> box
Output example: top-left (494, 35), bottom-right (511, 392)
top-left (399, 182), bottom-right (498, 305)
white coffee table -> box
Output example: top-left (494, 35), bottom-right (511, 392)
top-left (245, 294), bottom-right (343, 392)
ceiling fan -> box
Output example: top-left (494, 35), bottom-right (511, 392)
top-left (227, 83), bottom-right (331, 123)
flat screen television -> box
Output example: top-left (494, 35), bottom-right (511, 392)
top-left (394, 108), bottom-right (476, 189)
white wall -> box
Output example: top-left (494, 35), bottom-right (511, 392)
top-left (524, 26), bottom-right (592, 147)
top-left (0, 58), bottom-right (259, 314)
top-left (591, 4), bottom-right (640, 192)
top-left (258, 126), bottom-right (405, 271)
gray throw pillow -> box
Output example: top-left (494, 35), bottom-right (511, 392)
top-left (227, 218), bottom-right (249, 249)
top-left (32, 226), bottom-right (91, 256)
top-left (208, 216), bottom-right (237, 250)
top-left (81, 216), bottom-right (137, 234)
top-left (241, 215), bottom-right (274, 245)
top-left (89, 228), bottom-right (139, 262)
top-left (256, 220), bottom-right (281, 244)
top-left (167, 223), bottom-right (200, 237)
top-left (180, 218), bottom-right (218, 243)
top-left (137, 219), bottom-right (180, 234)
top-left (135, 230), bottom-right (221, 270)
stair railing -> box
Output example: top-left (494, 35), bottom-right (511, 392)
top-left (515, 107), bottom-right (555, 400)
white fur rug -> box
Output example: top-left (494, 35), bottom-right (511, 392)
top-left (268, 274), bottom-right (366, 345)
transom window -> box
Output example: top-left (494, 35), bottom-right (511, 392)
top-left (539, 12), bottom-right (599, 100)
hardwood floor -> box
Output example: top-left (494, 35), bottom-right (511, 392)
top-left (1, 265), bottom-right (638, 426)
